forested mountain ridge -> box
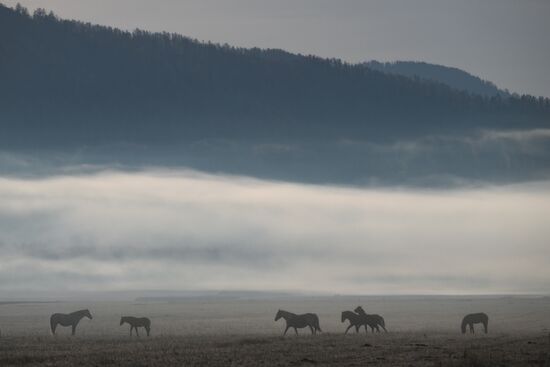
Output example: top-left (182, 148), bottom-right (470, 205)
top-left (0, 3), bottom-right (549, 149)
top-left (1, 4), bottom-right (549, 185)
top-left (364, 61), bottom-right (510, 98)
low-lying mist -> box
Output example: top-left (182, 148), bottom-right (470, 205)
top-left (1, 128), bottom-right (550, 186)
top-left (0, 170), bottom-right (549, 295)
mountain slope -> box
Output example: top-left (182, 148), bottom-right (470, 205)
top-left (0, 4), bottom-right (548, 149)
top-left (364, 61), bottom-right (510, 98)
top-left (0, 4), bottom-right (549, 185)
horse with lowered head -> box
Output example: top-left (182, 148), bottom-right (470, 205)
top-left (120, 316), bottom-right (151, 337)
top-left (461, 313), bottom-right (488, 334)
top-left (50, 309), bottom-right (92, 335)
top-left (275, 309), bottom-right (322, 335)
top-left (354, 306), bottom-right (387, 333)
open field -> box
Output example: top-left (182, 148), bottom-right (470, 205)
top-left (1, 296), bottom-right (550, 366)
top-left (1, 332), bottom-right (549, 366)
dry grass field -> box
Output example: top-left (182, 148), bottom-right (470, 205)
top-left (1, 332), bottom-right (549, 366)
top-left (1, 296), bottom-right (549, 366)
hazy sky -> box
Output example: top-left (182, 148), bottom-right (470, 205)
top-left (1, 170), bottom-right (549, 295)
top-left (3, 0), bottom-right (550, 97)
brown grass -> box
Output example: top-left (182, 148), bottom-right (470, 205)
top-left (0, 332), bottom-right (549, 366)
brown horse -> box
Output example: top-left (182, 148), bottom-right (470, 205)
top-left (50, 309), bottom-right (92, 335)
top-left (341, 310), bottom-right (367, 334)
top-left (461, 313), bottom-right (488, 334)
top-left (354, 306), bottom-right (387, 333)
top-left (275, 309), bottom-right (322, 335)
top-left (120, 316), bottom-right (151, 337)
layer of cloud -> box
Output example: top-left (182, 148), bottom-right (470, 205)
top-left (0, 170), bottom-right (549, 294)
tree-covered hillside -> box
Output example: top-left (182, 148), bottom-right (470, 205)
top-left (364, 61), bottom-right (510, 98)
top-left (0, 4), bottom-right (548, 149)
top-left (1, 4), bottom-right (549, 185)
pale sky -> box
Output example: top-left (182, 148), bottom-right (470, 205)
top-left (3, 0), bottom-right (550, 97)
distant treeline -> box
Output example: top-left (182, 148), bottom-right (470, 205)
top-left (0, 3), bottom-right (549, 149)
top-left (364, 61), bottom-right (510, 98)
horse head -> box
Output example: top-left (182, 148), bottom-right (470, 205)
top-left (84, 309), bottom-right (93, 320)
top-left (461, 318), bottom-right (467, 334)
top-left (120, 316), bottom-right (125, 326)
top-left (275, 309), bottom-right (282, 321)
top-left (341, 311), bottom-right (348, 323)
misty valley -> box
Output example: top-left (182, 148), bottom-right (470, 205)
top-left (1, 1), bottom-right (550, 366)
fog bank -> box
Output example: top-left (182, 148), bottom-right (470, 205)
top-left (0, 171), bottom-right (549, 295)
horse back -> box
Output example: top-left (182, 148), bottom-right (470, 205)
top-left (464, 312), bottom-right (488, 323)
top-left (50, 313), bottom-right (73, 326)
top-left (128, 316), bottom-right (150, 327)
top-left (287, 313), bottom-right (317, 328)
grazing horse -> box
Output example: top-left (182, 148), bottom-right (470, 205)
top-left (50, 309), bottom-right (92, 335)
top-left (275, 309), bottom-right (322, 335)
top-left (341, 310), bottom-right (364, 334)
top-left (120, 316), bottom-right (151, 337)
top-left (461, 313), bottom-right (488, 334)
top-left (354, 306), bottom-right (387, 333)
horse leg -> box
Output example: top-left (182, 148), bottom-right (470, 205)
top-left (470, 324), bottom-right (474, 334)
top-left (136, 327), bottom-right (140, 337)
top-left (146, 327), bottom-right (150, 337)
top-left (294, 327), bottom-right (298, 336)
top-left (130, 326), bottom-right (133, 336)
top-left (71, 324), bottom-right (76, 336)
top-left (483, 322), bottom-right (488, 334)
top-left (309, 325), bottom-right (315, 335)
top-left (283, 325), bottom-right (291, 336)
top-left (344, 324), bottom-right (353, 334)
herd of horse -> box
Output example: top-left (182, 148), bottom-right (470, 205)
top-left (43, 307), bottom-right (488, 337)
top-left (49, 310), bottom-right (151, 336)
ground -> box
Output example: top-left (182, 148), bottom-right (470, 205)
top-left (1, 297), bottom-right (550, 366)
top-left (1, 332), bottom-right (549, 366)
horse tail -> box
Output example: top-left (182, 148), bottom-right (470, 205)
top-left (314, 315), bottom-right (322, 332)
top-left (379, 316), bottom-right (387, 332)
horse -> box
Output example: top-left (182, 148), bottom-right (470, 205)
top-left (120, 316), bottom-right (151, 337)
top-left (354, 306), bottom-right (387, 333)
top-left (461, 313), bottom-right (488, 334)
top-left (50, 309), bottom-right (92, 335)
top-left (275, 309), bottom-right (322, 335)
top-left (341, 310), bottom-right (364, 334)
